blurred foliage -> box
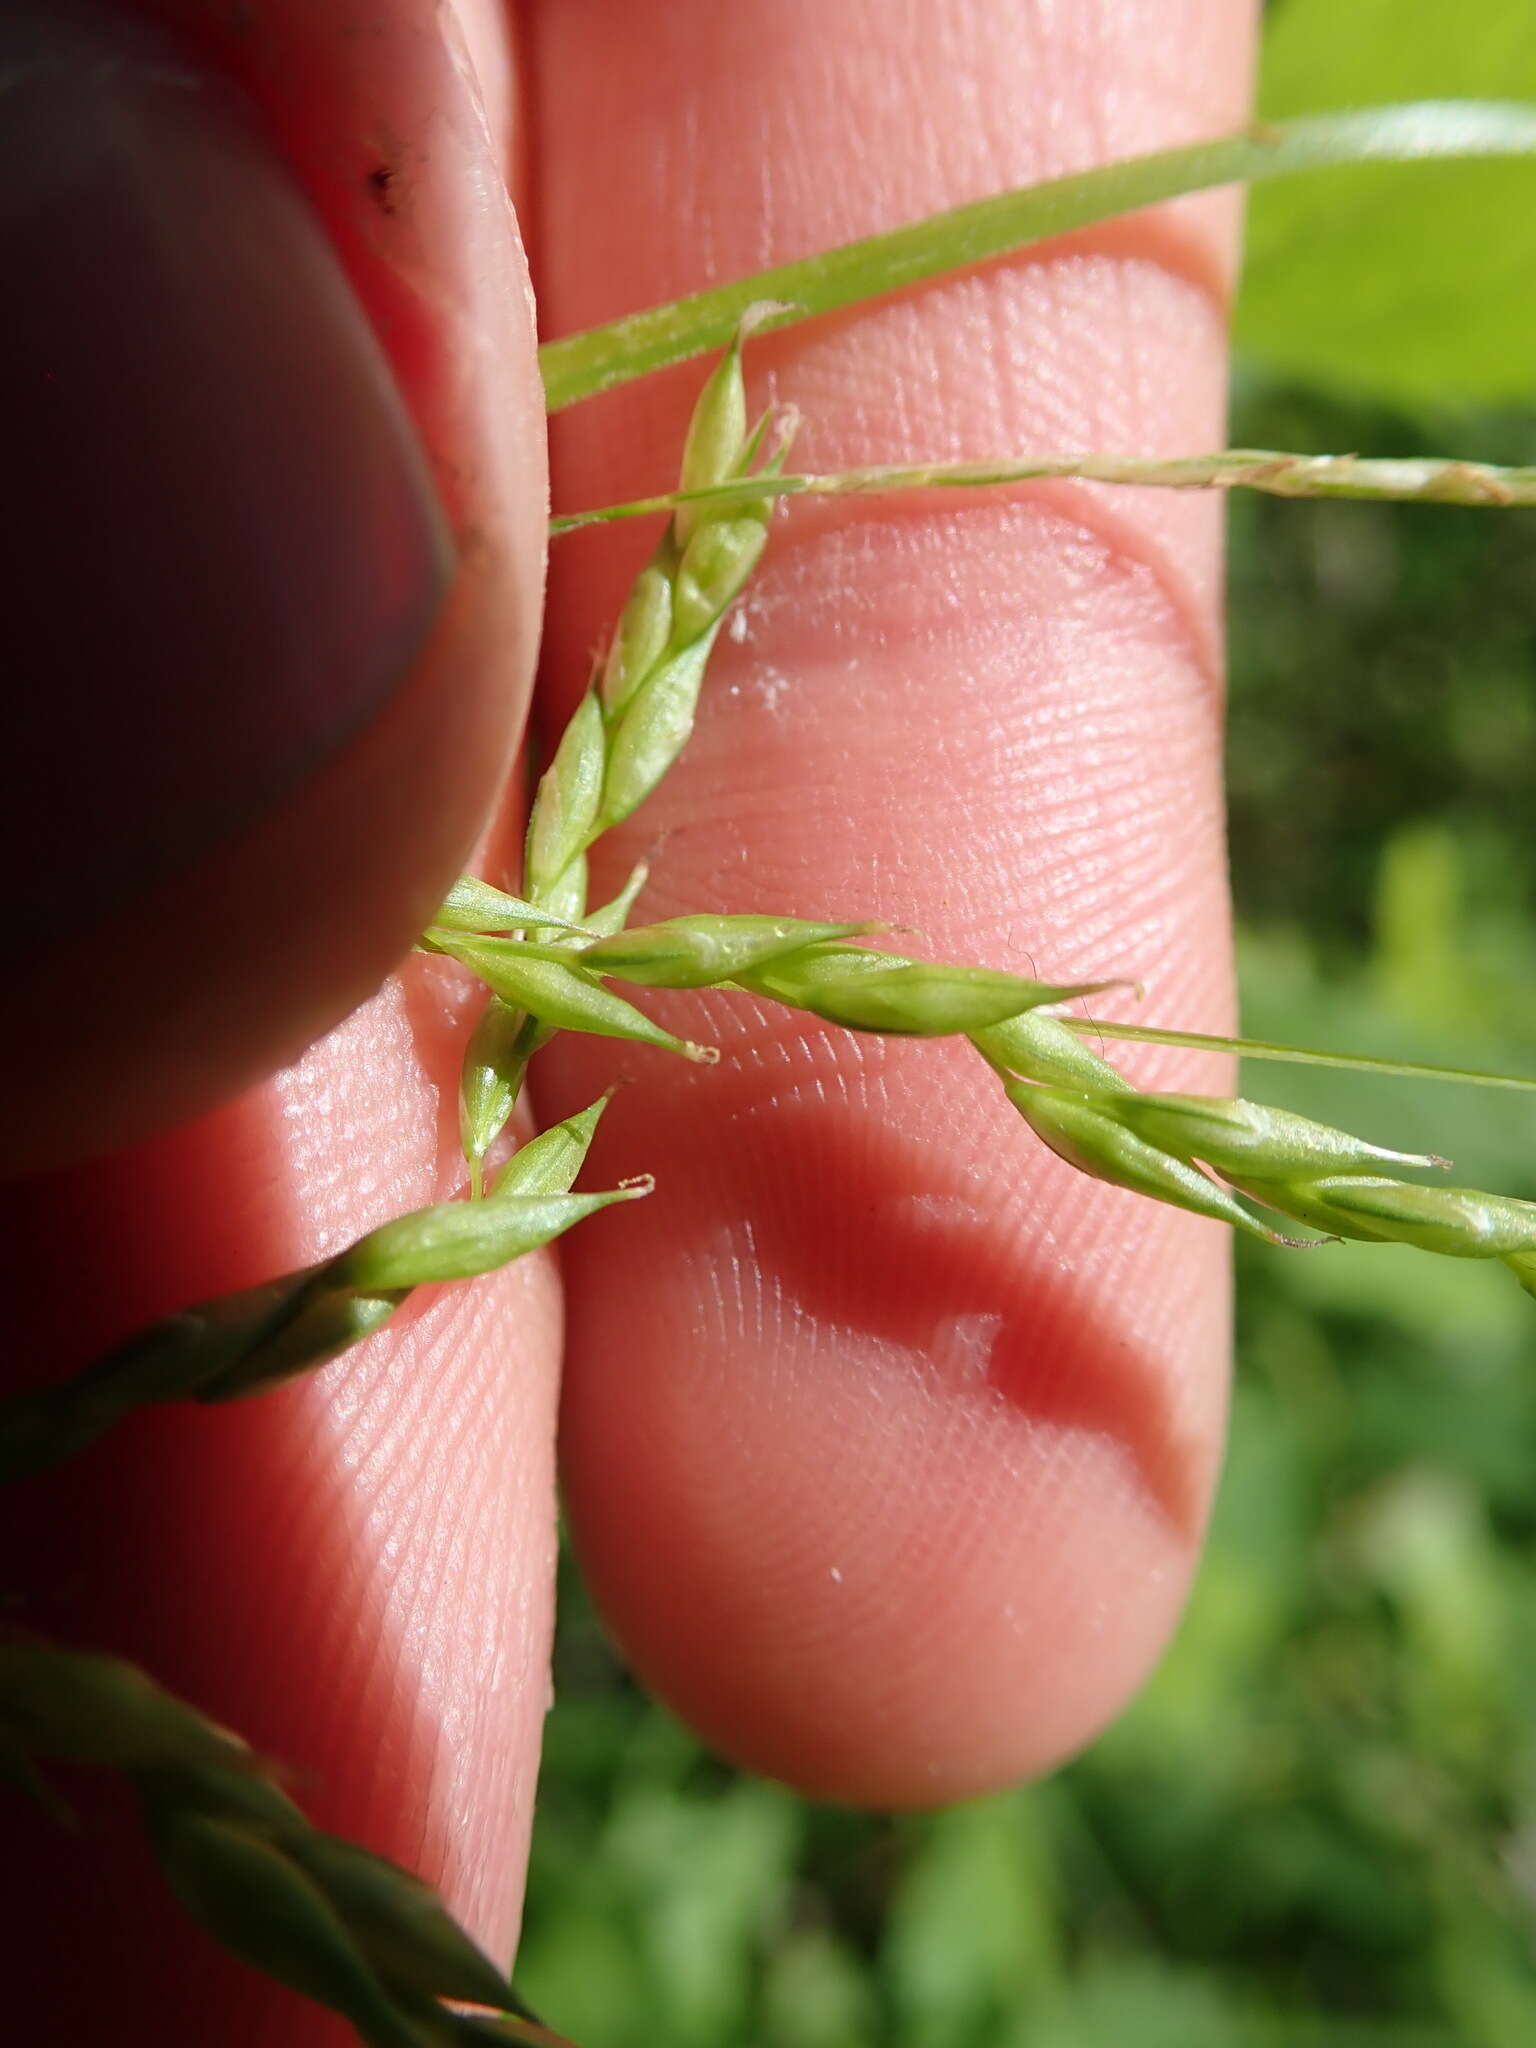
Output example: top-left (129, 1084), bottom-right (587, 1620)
top-left (1239, 0), bottom-right (1536, 405)
top-left (519, 1), bottom-right (1536, 2035)
top-left (1227, 382), bottom-right (1536, 953)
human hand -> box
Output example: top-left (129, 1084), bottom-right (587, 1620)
top-left (1, 2), bottom-right (1256, 2040)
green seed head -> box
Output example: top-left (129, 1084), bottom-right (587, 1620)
top-left (429, 935), bottom-right (715, 1061)
top-left (579, 914), bottom-right (875, 989)
top-left (335, 1184), bottom-right (652, 1295)
top-left (1115, 1093), bottom-right (1449, 1179)
top-left (144, 1802), bottom-right (420, 2048)
top-left (445, 867), bottom-right (649, 1184)
top-left (599, 631), bottom-right (718, 828)
top-left (526, 690), bottom-right (605, 899)
top-left (676, 326), bottom-right (749, 514)
top-left (670, 515), bottom-right (769, 645)
top-left (741, 946), bottom-right (1116, 1036)
top-left (971, 1008), bottom-right (1135, 1093)
top-left (0, 1644), bottom-right (260, 1778)
top-left (1269, 1174), bottom-right (1536, 1259)
top-left (0, 1261), bottom-right (385, 1477)
top-left (197, 1288), bottom-right (403, 1402)
top-left (493, 1095), bottom-right (608, 1198)
top-left (431, 877), bottom-right (590, 936)
top-left (533, 848), bottom-right (591, 927)
top-left (281, 1830), bottom-right (512, 2013)
top-left (1228, 1174), bottom-right (1374, 1242)
top-left (672, 300), bottom-right (789, 546)
top-left (1004, 1082), bottom-right (1285, 1243)
top-left (602, 562), bottom-right (675, 716)
top-left (460, 997), bottom-right (537, 1193)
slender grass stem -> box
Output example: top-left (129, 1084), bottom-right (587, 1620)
top-left (549, 450), bottom-right (1536, 534)
top-left (1060, 1017), bottom-right (1536, 1093)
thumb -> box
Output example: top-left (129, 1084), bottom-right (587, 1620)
top-left (0, 0), bottom-right (548, 1175)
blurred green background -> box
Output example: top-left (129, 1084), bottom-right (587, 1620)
top-left (516, 6), bottom-right (1536, 2041)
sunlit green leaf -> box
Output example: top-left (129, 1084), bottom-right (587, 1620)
top-left (1241, 1), bottom-right (1536, 401)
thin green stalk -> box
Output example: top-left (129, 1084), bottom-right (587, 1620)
top-left (540, 102), bottom-right (1536, 409)
top-left (549, 449), bottom-right (1536, 536)
top-left (1055, 1017), bottom-right (1536, 1093)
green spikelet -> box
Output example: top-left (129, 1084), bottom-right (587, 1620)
top-left (1003, 1083), bottom-right (1291, 1244)
top-left (739, 945), bottom-right (1115, 1036)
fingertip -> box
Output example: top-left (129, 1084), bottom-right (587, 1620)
top-left (552, 1032), bottom-right (1230, 1807)
top-left (535, 0), bottom-right (1253, 1800)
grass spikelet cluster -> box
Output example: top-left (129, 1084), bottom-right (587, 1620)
top-left (0, 1643), bottom-right (571, 2046)
top-left (977, 1034), bottom-right (1536, 1295)
top-left (0, 1100), bottom-right (636, 1486)
top-left (455, 306), bottom-right (793, 1192)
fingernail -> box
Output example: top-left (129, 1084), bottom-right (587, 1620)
top-left (0, 2), bottom-right (455, 943)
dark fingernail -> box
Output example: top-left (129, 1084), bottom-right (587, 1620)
top-left (0, 1), bottom-right (455, 943)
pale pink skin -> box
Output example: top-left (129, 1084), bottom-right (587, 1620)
top-left (3, 3), bottom-right (1256, 2041)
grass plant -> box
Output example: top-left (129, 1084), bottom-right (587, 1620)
top-left (4, 92), bottom-right (1535, 2048)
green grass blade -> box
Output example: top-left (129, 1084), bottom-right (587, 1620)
top-left (539, 102), bottom-right (1536, 410)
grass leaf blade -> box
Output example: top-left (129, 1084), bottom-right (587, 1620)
top-left (540, 103), bottom-right (1536, 409)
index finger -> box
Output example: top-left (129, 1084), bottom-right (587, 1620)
top-left (531, 0), bottom-right (1257, 1804)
